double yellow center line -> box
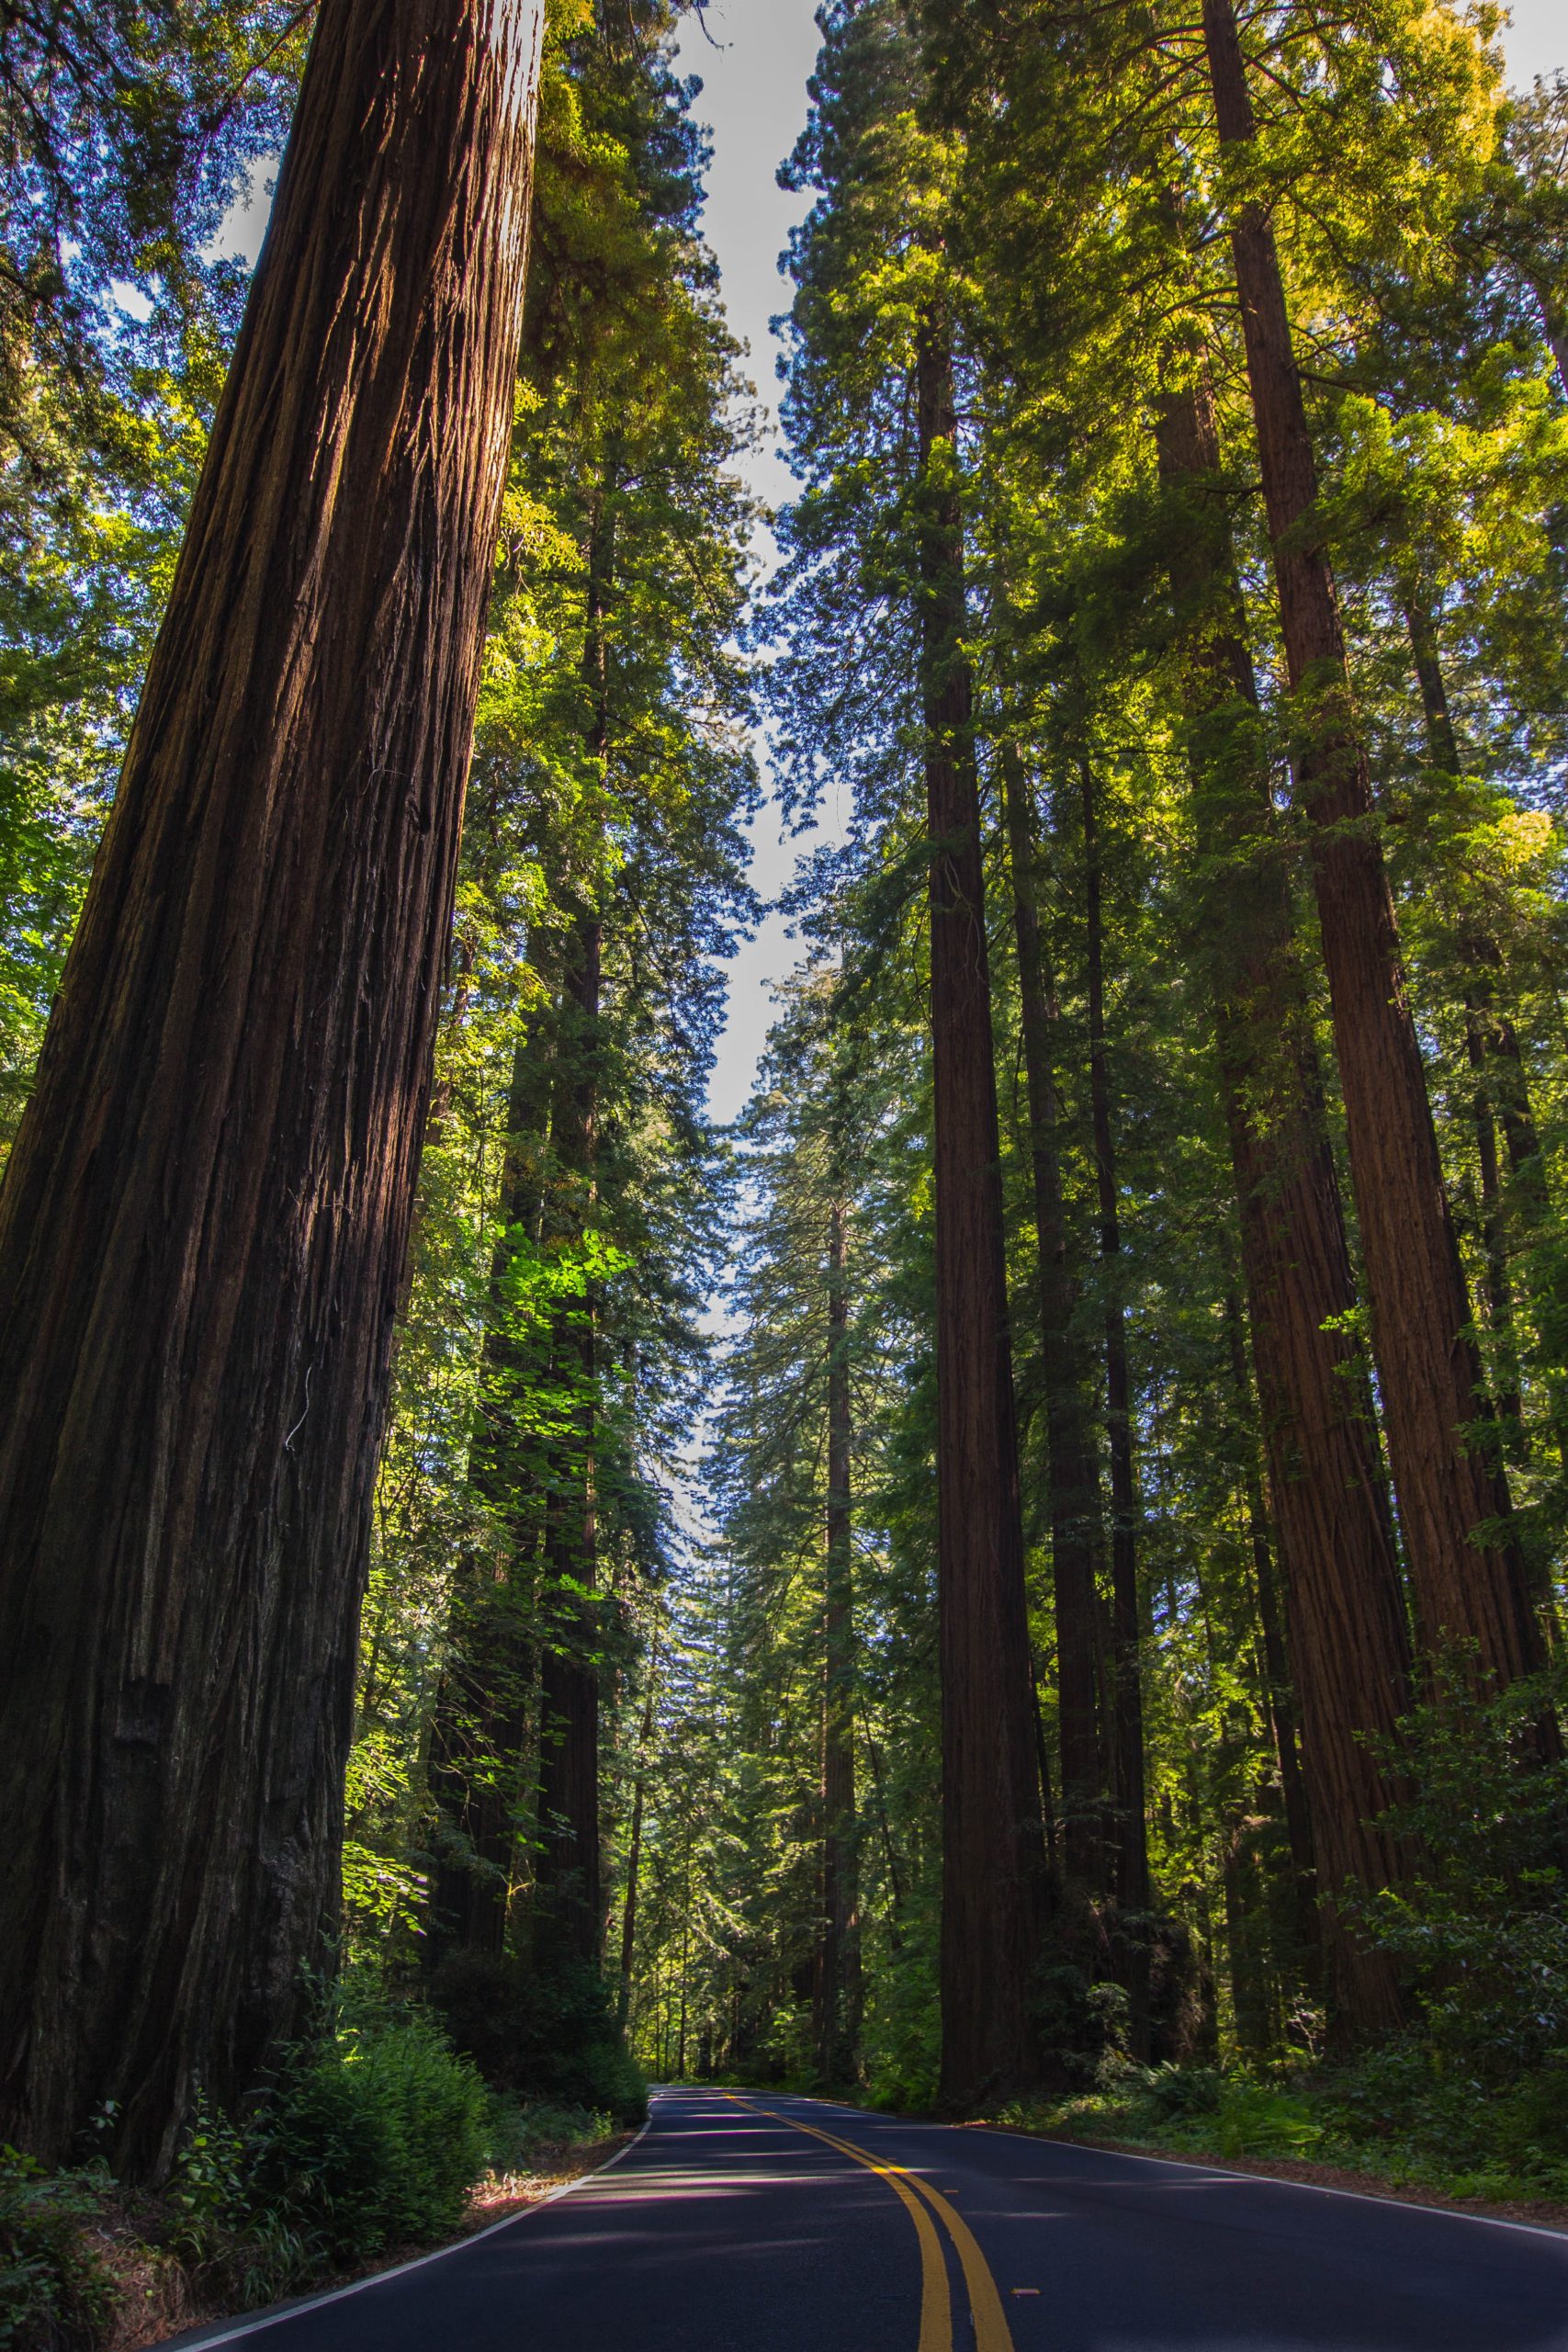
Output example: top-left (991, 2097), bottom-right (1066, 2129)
top-left (723, 2093), bottom-right (1016, 2352)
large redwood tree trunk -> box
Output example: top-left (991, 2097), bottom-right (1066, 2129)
top-left (1201, 0), bottom-right (1543, 1688)
top-left (917, 318), bottom-right (1048, 2105)
top-left (1155, 377), bottom-right (1412, 2030)
top-left (0, 0), bottom-right (545, 2174)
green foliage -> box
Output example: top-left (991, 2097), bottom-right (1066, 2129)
top-left (1206, 2083), bottom-right (1325, 2162)
top-left (1353, 1665), bottom-right (1568, 2072)
top-left (6, 0), bottom-right (1568, 2234)
top-left (428, 1952), bottom-right (647, 2126)
top-left (483, 2098), bottom-right (617, 2175)
top-left (0, 2150), bottom-right (111, 2352)
top-left (252, 2017), bottom-right (491, 2264)
top-left (165, 2095), bottom-right (252, 2266)
top-left (1139, 2064), bottom-right (1224, 2121)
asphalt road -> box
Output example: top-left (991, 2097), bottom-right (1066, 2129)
top-left (170, 2085), bottom-right (1568, 2351)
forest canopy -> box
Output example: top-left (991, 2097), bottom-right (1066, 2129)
top-left (2, 0), bottom-right (1568, 2302)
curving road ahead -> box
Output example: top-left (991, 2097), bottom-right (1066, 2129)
top-left (169, 2085), bottom-right (1568, 2351)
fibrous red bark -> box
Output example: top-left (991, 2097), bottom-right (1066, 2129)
top-left (813, 1195), bottom-right (862, 2083)
top-left (532, 905), bottom-right (604, 1966)
top-left (1156, 374), bottom-right (1412, 2031)
top-left (1078, 758), bottom-right (1152, 1943)
top-left (0, 0), bottom-right (545, 2173)
top-left (998, 739), bottom-right (1106, 1895)
top-left (917, 317), bottom-right (1049, 2105)
top-left (1201, 0), bottom-right (1543, 1688)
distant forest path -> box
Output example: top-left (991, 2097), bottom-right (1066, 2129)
top-left (164, 2087), bottom-right (1568, 2350)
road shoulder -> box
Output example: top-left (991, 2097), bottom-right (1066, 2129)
top-left (963, 2122), bottom-right (1568, 2240)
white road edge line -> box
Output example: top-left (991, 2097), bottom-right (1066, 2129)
top-left (771, 2090), bottom-right (1568, 2248)
top-left (169, 2112), bottom-right (656, 2347)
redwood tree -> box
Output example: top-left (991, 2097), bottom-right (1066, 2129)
top-left (1078, 753), bottom-right (1152, 1943)
top-left (918, 317), bottom-right (1048, 2104)
top-left (531, 471), bottom-right (614, 1966)
top-left (1201, 0), bottom-right (1544, 1688)
top-left (998, 735), bottom-right (1105, 1896)
top-left (532, 901), bottom-right (605, 1965)
top-left (1156, 375), bottom-right (1413, 2030)
top-left (813, 1193), bottom-right (861, 2083)
top-left (0, 0), bottom-right (546, 2172)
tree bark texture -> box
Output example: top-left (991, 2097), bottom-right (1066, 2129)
top-left (1155, 376), bottom-right (1412, 2031)
top-left (1201, 0), bottom-right (1544, 1689)
top-left (1403, 595), bottom-right (1529, 1435)
top-left (814, 1197), bottom-right (862, 2083)
top-left (426, 1022), bottom-right (554, 1958)
top-left (1078, 761), bottom-right (1152, 1932)
top-left (1220, 1278), bottom-right (1321, 1969)
top-left (0, 0), bottom-right (545, 2173)
top-left (1241, 1450), bottom-right (1322, 1965)
top-left (999, 740), bottom-right (1105, 1891)
top-left (617, 1657), bottom-right (659, 2031)
top-left (917, 317), bottom-right (1048, 2105)
top-left (533, 906), bottom-right (604, 1966)
top-left (531, 488), bottom-right (614, 1969)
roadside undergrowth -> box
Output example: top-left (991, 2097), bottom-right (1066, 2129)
top-left (987, 2047), bottom-right (1568, 2227)
top-left (2, 2085), bottom-right (627, 2352)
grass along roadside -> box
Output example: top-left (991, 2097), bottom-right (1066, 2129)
top-left (979, 2059), bottom-right (1568, 2235)
top-left (1017, 2127), bottom-right (1568, 2235)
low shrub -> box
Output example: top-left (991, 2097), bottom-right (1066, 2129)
top-left (1205, 2083), bottom-right (1322, 2161)
top-left (483, 2098), bottom-right (615, 2177)
top-left (0, 2007), bottom-right (510, 2347)
top-left (166, 2097), bottom-right (253, 2266)
top-left (1487, 2056), bottom-right (1568, 2182)
top-left (253, 2016), bottom-right (490, 2262)
top-left (0, 2149), bottom-right (112, 2352)
top-left (1139, 2064), bottom-right (1223, 2121)
top-left (1349, 1663), bottom-right (1568, 2078)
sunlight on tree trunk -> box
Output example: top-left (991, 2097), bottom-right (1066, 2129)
top-left (0, 0), bottom-right (546, 2175)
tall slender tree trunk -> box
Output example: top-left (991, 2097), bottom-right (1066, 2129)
top-left (534, 485), bottom-right (615, 1967)
top-left (1201, 0), bottom-right (1544, 1690)
top-left (1402, 594), bottom-right (1529, 1434)
top-left (1243, 1466), bottom-right (1322, 1963)
top-left (998, 739), bottom-right (1104, 1889)
top-left (814, 1198), bottom-right (861, 2084)
top-left (1155, 375), bottom-right (1412, 2030)
top-left (1402, 597), bottom-right (1568, 1599)
top-left (0, 0), bottom-right (545, 2174)
top-left (617, 1654), bottom-right (659, 2032)
top-left (427, 1018), bottom-right (555, 1956)
top-left (1078, 760), bottom-right (1151, 1943)
top-left (864, 1732), bottom-right (908, 1946)
top-left (1222, 1290), bottom-right (1320, 1969)
top-left (534, 905), bottom-right (604, 1965)
top-left (1222, 1808), bottom-right (1272, 2057)
top-left (916, 315), bottom-right (1047, 2104)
